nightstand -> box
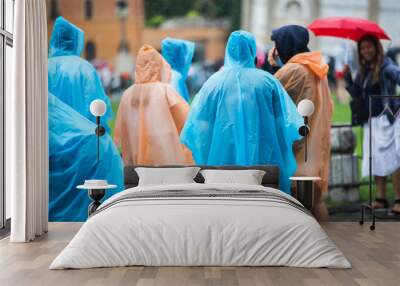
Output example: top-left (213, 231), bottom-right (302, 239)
top-left (77, 180), bottom-right (117, 216)
top-left (290, 176), bottom-right (321, 210)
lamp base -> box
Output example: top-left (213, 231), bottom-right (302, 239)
top-left (88, 189), bottom-right (105, 216)
top-left (294, 180), bottom-right (314, 210)
top-left (298, 125), bottom-right (310, 136)
top-left (95, 126), bottom-right (106, 136)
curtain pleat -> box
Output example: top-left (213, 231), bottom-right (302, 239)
top-left (9, 0), bottom-right (48, 242)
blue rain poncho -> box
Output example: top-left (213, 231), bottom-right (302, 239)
top-left (49, 93), bottom-right (124, 222)
top-left (48, 17), bottom-right (113, 130)
top-left (161, 38), bottom-right (195, 102)
top-left (181, 30), bottom-right (303, 193)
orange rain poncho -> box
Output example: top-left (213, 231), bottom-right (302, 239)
top-left (114, 45), bottom-right (194, 165)
top-left (275, 51), bottom-right (333, 192)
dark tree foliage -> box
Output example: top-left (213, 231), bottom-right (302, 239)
top-left (144, 0), bottom-right (241, 30)
top-left (193, 0), bottom-right (231, 19)
top-left (229, 0), bottom-right (241, 31)
top-left (144, 0), bottom-right (193, 20)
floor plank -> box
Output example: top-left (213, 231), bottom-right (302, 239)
top-left (0, 222), bottom-right (399, 286)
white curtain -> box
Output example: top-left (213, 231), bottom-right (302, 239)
top-left (7, 0), bottom-right (48, 242)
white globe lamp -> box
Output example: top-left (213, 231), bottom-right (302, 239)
top-left (90, 99), bottom-right (107, 117)
top-left (90, 99), bottom-right (107, 162)
top-left (297, 99), bottom-right (315, 117)
top-left (297, 99), bottom-right (315, 162)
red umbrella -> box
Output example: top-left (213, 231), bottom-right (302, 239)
top-left (308, 17), bottom-right (390, 41)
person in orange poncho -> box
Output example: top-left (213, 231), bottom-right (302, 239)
top-left (268, 25), bottom-right (333, 221)
top-left (114, 45), bottom-right (193, 165)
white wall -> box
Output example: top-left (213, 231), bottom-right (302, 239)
top-left (378, 0), bottom-right (400, 47)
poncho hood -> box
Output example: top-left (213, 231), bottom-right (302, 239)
top-left (135, 45), bottom-right (172, 84)
top-left (271, 25), bottom-right (310, 64)
top-left (49, 17), bottom-right (84, 57)
top-left (161, 38), bottom-right (195, 79)
top-left (288, 51), bottom-right (329, 79)
top-left (224, 30), bottom-right (256, 68)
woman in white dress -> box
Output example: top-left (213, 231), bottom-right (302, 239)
top-left (344, 35), bottom-right (400, 213)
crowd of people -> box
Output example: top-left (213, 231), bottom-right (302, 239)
top-left (48, 16), bottom-right (400, 222)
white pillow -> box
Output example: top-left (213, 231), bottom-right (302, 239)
top-left (135, 167), bottom-right (200, 186)
top-left (200, 169), bottom-right (266, 185)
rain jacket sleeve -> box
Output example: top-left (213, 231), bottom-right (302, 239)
top-left (273, 78), bottom-right (305, 139)
top-left (275, 63), bottom-right (312, 153)
top-left (114, 88), bottom-right (128, 148)
top-left (344, 72), bottom-right (362, 99)
top-left (383, 58), bottom-right (400, 86)
top-left (166, 84), bottom-right (191, 133)
top-left (271, 80), bottom-right (304, 192)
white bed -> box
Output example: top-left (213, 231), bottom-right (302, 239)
top-left (50, 183), bottom-right (351, 269)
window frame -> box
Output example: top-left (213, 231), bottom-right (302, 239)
top-left (84, 0), bottom-right (93, 20)
top-left (0, 0), bottom-right (14, 233)
top-left (50, 0), bottom-right (59, 21)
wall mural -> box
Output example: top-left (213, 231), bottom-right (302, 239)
top-left (46, 0), bottom-right (400, 224)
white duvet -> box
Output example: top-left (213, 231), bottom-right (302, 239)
top-left (50, 183), bottom-right (351, 269)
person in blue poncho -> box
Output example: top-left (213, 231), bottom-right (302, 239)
top-left (161, 37), bottom-right (195, 102)
top-left (48, 16), bottom-right (113, 130)
top-left (180, 30), bottom-right (303, 194)
top-left (49, 93), bottom-right (123, 221)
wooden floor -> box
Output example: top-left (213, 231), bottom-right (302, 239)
top-left (0, 222), bottom-right (399, 286)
